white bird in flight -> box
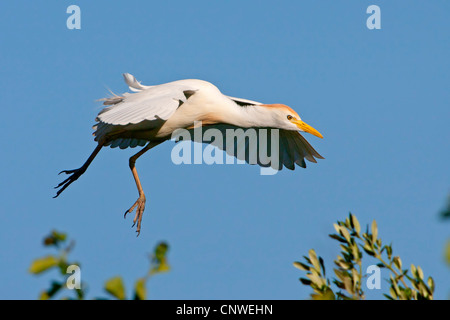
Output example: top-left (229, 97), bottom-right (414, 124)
top-left (55, 73), bottom-right (324, 235)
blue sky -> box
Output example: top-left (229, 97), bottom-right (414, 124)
top-left (0, 1), bottom-right (448, 299)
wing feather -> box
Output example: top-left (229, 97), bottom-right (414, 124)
top-left (96, 74), bottom-right (196, 126)
top-left (226, 96), bottom-right (262, 106)
top-left (279, 132), bottom-right (296, 170)
top-left (93, 74), bottom-right (198, 146)
top-left (178, 125), bottom-right (323, 171)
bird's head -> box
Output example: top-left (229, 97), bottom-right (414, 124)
top-left (262, 104), bottom-right (323, 138)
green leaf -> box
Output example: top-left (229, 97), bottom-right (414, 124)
top-left (75, 288), bottom-right (84, 300)
top-left (350, 214), bottom-right (361, 234)
top-left (153, 242), bottom-right (169, 263)
top-left (308, 249), bottom-right (321, 273)
top-left (398, 289), bottom-right (408, 300)
top-left (344, 217), bottom-right (352, 230)
top-left (150, 261), bottom-right (170, 275)
top-left (333, 223), bottom-right (343, 235)
top-left (351, 268), bottom-right (360, 287)
top-left (427, 277), bottom-right (435, 293)
top-left (410, 264), bottom-right (417, 278)
top-left (319, 256), bottom-right (326, 276)
top-left (340, 244), bottom-right (350, 254)
top-left (336, 260), bottom-right (352, 270)
top-left (343, 276), bottom-right (354, 295)
top-left (416, 266), bottom-right (424, 280)
top-left (371, 220), bottom-right (378, 243)
top-left (376, 238), bottom-right (382, 248)
top-left (104, 276), bottom-right (126, 300)
top-left (329, 234), bottom-right (347, 243)
top-left (299, 278), bottom-right (312, 285)
top-left (351, 244), bottom-right (360, 261)
top-left (386, 244), bottom-right (393, 260)
top-left (340, 228), bottom-right (351, 243)
top-left (362, 244), bottom-right (375, 256)
top-left (418, 281), bottom-right (428, 297)
top-left (43, 230), bottom-right (67, 247)
top-left (306, 272), bottom-right (326, 288)
top-left (334, 269), bottom-right (349, 282)
top-left (311, 288), bottom-right (335, 300)
top-left (403, 287), bottom-right (412, 300)
top-left (57, 260), bottom-right (70, 275)
top-left (150, 242), bottom-right (171, 275)
top-left (393, 256), bottom-right (402, 270)
top-left (39, 291), bottom-right (50, 300)
top-left (39, 281), bottom-right (63, 300)
top-left (293, 261), bottom-right (310, 271)
top-left (29, 255), bottom-right (58, 274)
top-left (389, 287), bottom-right (398, 300)
top-left (134, 278), bottom-right (146, 300)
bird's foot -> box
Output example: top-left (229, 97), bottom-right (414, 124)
top-left (124, 194), bottom-right (146, 236)
top-left (54, 167), bottom-right (86, 198)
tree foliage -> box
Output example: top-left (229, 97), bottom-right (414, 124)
top-left (294, 213), bottom-right (435, 300)
top-left (29, 230), bottom-right (170, 300)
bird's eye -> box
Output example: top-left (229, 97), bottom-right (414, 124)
top-left (287, 115), bottom-right (293, 121)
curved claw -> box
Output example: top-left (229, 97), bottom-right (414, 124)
top-left (58, 169), bottom-right (79, 175)
top-left (124, 195), bottom-right (146, 236)
top-left (54, 167), bottom-right (86, 198)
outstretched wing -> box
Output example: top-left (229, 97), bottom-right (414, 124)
top-left (176, 125), bottom-right (324, 171)
top-left (96, 73), bottom-right (197, 126)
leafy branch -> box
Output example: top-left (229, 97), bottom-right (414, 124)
top-left (29, 230), bottom-right (170, 300)
top-left (294, 213), bottom-right (434, 300)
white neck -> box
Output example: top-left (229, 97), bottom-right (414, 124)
top-left (224, 103), bottom-right (276, 128)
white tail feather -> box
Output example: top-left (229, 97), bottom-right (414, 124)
top-left (122, 73), bottom-right (151, 91)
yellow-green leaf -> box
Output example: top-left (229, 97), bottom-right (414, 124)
top-left (134, 278), bottom-right (146, 300)
top-left (352, 244), bottom-right (360, 261)
top-left (350, 214), bottom-right (361, 234)
top-left (333, 223), bottom-right (342, 235)
top-left (104, 276), bottom-right (126, 300)
top-left (293, 261), bottom-right (309, 271)
top-left (29, 255), bottom-right (58, 274)
top-left (306, 272), bottom-right (326, 288)
top-left (150, 261), bottom-right (170, 275)
top-left (308, 249), bottom-right (321, 273)
top-left (427, 277), bottom-right (435, 292)
top-left (153, 242), bottom-right (169, 263)
top-left (343, 276), bottom-right (354, 295)
top-left (311, 288), bottom-right (335, 300)
top-left (417, 266), bottom-right (424, 280)
top-left (340, 228), bottom-right (351, 243)
top-left (39, 291), bottom-right (50, 300)
top-left (371, 220), bottom-right (378, 243)
top-left (389, 287), bottom-right (398, 300)
top-left (410, 264), bottom-right (417, 277)
top-left (393, 256), bottom-right (402, 270)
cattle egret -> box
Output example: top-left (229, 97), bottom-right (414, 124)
top-left (55, 74), bottom-right (324, 235)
